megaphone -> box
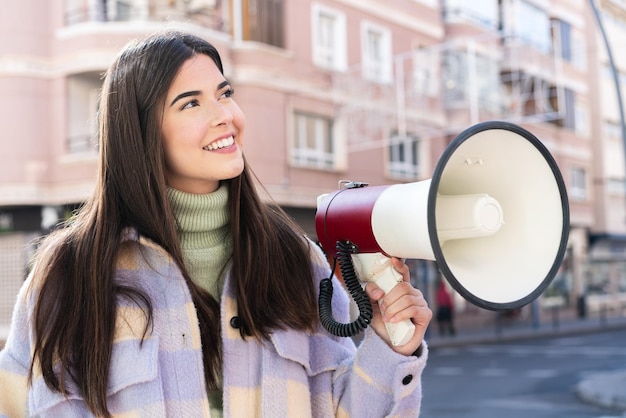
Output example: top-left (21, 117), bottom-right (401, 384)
top-left (316, 121), bottom-right (570, 346)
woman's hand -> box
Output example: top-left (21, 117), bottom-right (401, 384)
top-left (365, 257), bottom-right (432, 356)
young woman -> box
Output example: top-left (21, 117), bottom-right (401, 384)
top-left (0, 31), bottom-right (431, 417)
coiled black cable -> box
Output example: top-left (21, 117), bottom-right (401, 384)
top-left (318, 241), bottom-right (373, 338)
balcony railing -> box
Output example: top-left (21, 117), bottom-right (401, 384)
top-left (64, 1), bottom-right (226, 32)
top-left (64, 4), bottom-right (135, 25)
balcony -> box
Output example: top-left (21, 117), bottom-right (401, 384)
top-left (63, 0), bottom-right (226, 32)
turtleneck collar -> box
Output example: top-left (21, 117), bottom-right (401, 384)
top-left (166, 183), bottom-right (230, 250)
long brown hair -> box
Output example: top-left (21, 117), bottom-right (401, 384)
top-left (29, 31), bottom-right (318, 417)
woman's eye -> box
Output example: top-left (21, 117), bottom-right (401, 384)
top-left (181, 99), bottom-right (199, 110)
top-left (220, 88), bottom-right (235, 99)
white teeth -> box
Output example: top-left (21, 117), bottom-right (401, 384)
top-left (203, 136), bottom-right (234, 151)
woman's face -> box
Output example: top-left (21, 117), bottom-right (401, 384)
top-left (161, 54), bottom-right (245, 194)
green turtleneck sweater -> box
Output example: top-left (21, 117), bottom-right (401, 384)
top-left (167, 183), bottom-right (232, 302)
top-left (167, 183), bottom-right (232, 417)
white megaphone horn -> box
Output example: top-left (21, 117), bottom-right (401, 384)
top-left (316, 121), bottom-right (570, 346)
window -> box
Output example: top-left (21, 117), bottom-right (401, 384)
top-left (311, 3), bottom-right (347, 71)
top-left (65, 0), bottom-right (138, 23)
top-left (443, 0), bottom-right (498, 29)
top-left (65, 0), bottom-right (88, 24)
top-left (442, 49), bottom-right (467, 103)
top-left (549, 87), bottom-right (576, 130)
top-left (412, 46), bottom-right (439, 98)
top-left (442, 49), bottom-right (500, 111)
top-left (388, 133), bottom-right (419, 179)
top-left (570, 167), bottom-right (587, 200)
top-left (292, 112), bottom-right (335, 169)
top-left (245, 0), bottom-right (284, 47)
top-left (604, 120), bottom-right (623, 139)
top-left (88, 0), bottom-right (107, 21)
top-left (67, 73), bottom-right (101, 154)
top-left (570, 30), bottom-right (587, 71)
top-left (91, 0), bottom-right (131, 22)
top-left (552, 19), bottom-right (572, 62)
top-left (514, 1), bottom-right (551, 53)
top-left (474, 53), bottom-right (500, 112)
top-left (361, 21), bottom-right (392, 83)
top-left (607, 178), bottom-right (626, 195)
top-left (113, 1), bottom-right (132, 21)
top-left (563, 88), bottom-right (576, 129)
top-left (574, 101), bottom-right (589, 137)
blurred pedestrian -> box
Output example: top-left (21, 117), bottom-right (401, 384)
top-left (436, 280), bottom-right (456, 336)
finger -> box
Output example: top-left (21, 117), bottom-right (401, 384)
top-left (412, 304), bottom-right (433, 328)
top-left (390, 257), bottom-right (410, 283)
top-left (364, 282), bottom-right (384, 302)
top-left (380, 284), bottom-right (427, 321)
top-left (381, 281), bottom-right (424, 308)
top-left (383, 293), bottom-right (425, 323)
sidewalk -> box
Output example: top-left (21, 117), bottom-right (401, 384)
top-left (425, 309), bottom-right (626, 413)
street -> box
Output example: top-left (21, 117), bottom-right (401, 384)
top-left (420, 329), bottom-right (626, 418)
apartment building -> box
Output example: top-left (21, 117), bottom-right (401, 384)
top-left (0, 0), bottom-right (619, 332)
top-left (587, 0), bottom-right (626, 310)
top-left (436, 0), bottom-right (593, 315)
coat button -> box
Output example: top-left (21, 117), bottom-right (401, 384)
top-left (230, 316), bottom-right (241, 329)
top-left (402, 374), bottom-right (413, 385)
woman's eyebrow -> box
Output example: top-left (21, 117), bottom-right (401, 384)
top-left (170, 90), bottom-right (201, 107)
top-left (169, 81), bottom-right (230, 107)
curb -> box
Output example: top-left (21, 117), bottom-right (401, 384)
top-left (576, 370), bottom-right (626, 412)
top-left (426, 320), bottom-right (626, 349)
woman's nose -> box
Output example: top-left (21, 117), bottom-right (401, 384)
top-left (210, 101), bottom-right (233, 126)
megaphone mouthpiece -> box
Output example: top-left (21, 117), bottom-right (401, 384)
top-left (436, 193), bottom-right (504, 243)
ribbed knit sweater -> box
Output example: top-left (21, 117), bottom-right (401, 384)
top-left (166, 183), bottom-right (232, 302)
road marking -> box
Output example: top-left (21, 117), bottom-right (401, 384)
top-left (429, 367), bottom-right (561, 379)
top-left (483, 397), bottom-right (599, 412)
top-left (483, 398), bottom-right (559, 410)
top-left (509, 347), bottom-right (532, 357)
top-left (435, 347), bottom-right (462, 356)
top-left (526, 369), bottom-right (559, 378)
top-left (432, 367), bottom-right (463, 376)
top-left (549, 336), bottom-right (586, 345)
top-left (478, 368), bottom-right (509, 377)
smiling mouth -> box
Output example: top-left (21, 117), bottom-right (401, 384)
top-left (203, 136), bottom-right (235, 151)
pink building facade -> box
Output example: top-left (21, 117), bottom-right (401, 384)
top-left (2, 0), bottom-right (619, 333)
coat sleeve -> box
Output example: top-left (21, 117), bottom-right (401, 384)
top-left (0, 278), bottom-right (32, 418)
top-left (308, 241), bottom-right (428, 417)
top-left (334, 328), bottom-right (428, 417)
